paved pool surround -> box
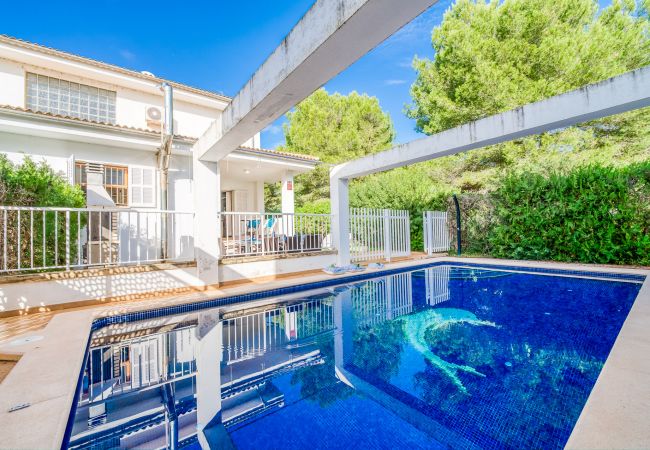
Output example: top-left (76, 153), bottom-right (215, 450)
top-left (0, 257), bottom-right (648, 449)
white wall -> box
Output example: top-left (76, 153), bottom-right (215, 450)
top-left (219, 253), bottom-right (336, 283)
top-left (0, 266), bottom-right (205, 313)
top-left (0, 254), bottom-right (337, 313)
top-left (220, 176), bottom-right (261, 212)
top-left (115, 87), bottom-right (220, 138)
top-left (0, 58), bottom-right (24, 106)
top-left (0, 56), bottom-right (262, 146)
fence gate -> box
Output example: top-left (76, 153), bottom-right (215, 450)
top-left (423, 211), bottom-right (450, 255)
top-left (349, 208), bottom-right (410, 262)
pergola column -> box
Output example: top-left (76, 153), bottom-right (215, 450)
top-left (193, 150), bottom-right (221, 286)
top-left (281, 171), bottom-right (295, 214)
top-left (281, 171), bottom-right (295, 236)
top-left (196, 311), bottom-right (224, 444)
top-left (330, 175), bottom-right (350, 266)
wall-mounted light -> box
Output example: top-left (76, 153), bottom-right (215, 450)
top-left (243, 169), bottom-right (251, 174)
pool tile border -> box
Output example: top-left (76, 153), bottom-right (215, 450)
top-left (90, 261), bottom-right (646, 330)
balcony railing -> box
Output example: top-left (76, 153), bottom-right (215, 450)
top-left (0, 206), bottom-right (194, 273)
top-left (220, 212), bottom-right (332, 258)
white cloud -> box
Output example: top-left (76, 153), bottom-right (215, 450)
top-left (397, 57), bottom-right (415, 69)
top-left (264, 124), bottom-right (282, 135)
top-left (384, 79), bottom-right (407, 86)
top-left (119, 49), bottom-right (136, 61)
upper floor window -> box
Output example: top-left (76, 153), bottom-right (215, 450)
top-left (26, 73), bottom-right (116, 124)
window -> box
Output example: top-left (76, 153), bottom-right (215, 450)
top-left (26, 73), bottom-right (116, 124)
top-left (75, 162), bottom-right (128, 206)
top-left (129, 166), bottom-right (156, 207)
top-left (104, 165), bottom-right (128, 206)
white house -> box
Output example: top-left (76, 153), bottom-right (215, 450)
top-left (0, 35), bottom-right (334, 280)
top-left (0, 35), bottom-right (415, 314)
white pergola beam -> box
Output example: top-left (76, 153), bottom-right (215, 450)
top-left (332, 66), bottom-right (650, 180)
top-left (195, 0), bottom-right (438, 161)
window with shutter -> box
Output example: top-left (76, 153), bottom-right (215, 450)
top-left (129, 166), bottom-right (156, 207)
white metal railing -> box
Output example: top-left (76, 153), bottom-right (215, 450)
top-left (219, 212), bottom-right (332, 257)
top-left (350, 208), bottom-right (410, 262)
top-left (423, 211), bottom-right (450, 254)
top-left (222, 298), bottom-right (335, 364)
top-left (352, 272), bottom-right (413, 328)
top-left (0, 206), bottom-right (194, 273)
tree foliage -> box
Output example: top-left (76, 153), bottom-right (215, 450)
top-left (282, 88), bottom-right (395, 163)
top-left (278, 88), bottom-right (395, 206)
top-left (407, 0), bottom-right (650, 134)
top-left (0, 155), bottom-right (85, 207)
top-left (276, 0), bottom-right (650, 262)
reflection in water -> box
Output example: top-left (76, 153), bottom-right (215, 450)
top-left (69, 270), bottom-right (421, 449)
top-left (68, 265), bottom-right (638, 450)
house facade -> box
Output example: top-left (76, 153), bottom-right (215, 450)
top-left (0, 35), bottom-right (340, 284)
top-left (0, 36), bottom-right (413, 314)
top-left (0, 35), bottom-right (318, 216)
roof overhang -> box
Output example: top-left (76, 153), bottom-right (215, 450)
top-left (0, 106), bottom-right (194, 153)
top-left (0, 106), bottom-right (320, 176)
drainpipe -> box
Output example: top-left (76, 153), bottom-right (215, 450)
top-left (158, 82), bottom-right (174, 260)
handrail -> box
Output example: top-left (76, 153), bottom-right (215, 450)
top-left (0, 205), bottom-right (193, 214)
top-left (0, 207), bottom-right (194, 273)
top-left (219, 211), bottom-right (331, 217)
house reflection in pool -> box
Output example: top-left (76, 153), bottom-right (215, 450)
top-left (70, 268), bottom-right (447, 449)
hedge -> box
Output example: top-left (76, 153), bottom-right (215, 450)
top-left (470, 162), bottom-right (650, 265)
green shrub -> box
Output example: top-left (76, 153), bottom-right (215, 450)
top-left (0, 155), bottom-right (86, 270)
top-left (486, 162), bottom-right (650, 265)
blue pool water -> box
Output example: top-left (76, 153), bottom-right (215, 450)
top-left (67, 264), bottom-right (644, 449)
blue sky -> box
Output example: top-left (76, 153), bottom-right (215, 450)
top-left (1, 0), bottom-right (610, 148)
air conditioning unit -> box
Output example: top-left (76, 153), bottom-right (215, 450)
top-left (145, 106), bottom-right (162, 129)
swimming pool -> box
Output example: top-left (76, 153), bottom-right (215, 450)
top-left (66, 263), bottom-right (644, 449)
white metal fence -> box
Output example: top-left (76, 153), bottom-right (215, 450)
top-left (220, 212), bottom-right (332, 257)
top-left (423, 211), bottom-right (450, 255)
top-left (0, 206), bottom-right (194, 273)
top-left (350, 208), bottom-right (410, 262)
top-left (0, 204), bottom-right (415, 273)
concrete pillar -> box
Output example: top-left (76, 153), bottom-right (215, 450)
top-left (193, 151), bottom-right (221, 286)
top-left (281, 171), bottom-right (295, 236)
top-left (196, 311), bottom-right (223, 436)
top-left (255, 181), bottom-right (265, 213)
top-left (334, 289), bottom-right (355, 370)
top-left (330, 175), bottom-right (350, 266)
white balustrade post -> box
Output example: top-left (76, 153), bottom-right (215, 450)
top-left (383, 209), bottom-right (392, 262)
top-left (65, 210), bottom-right (70, 269)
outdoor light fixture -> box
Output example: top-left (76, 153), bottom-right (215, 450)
top-left (244, 169), bottom-right (251, 174)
